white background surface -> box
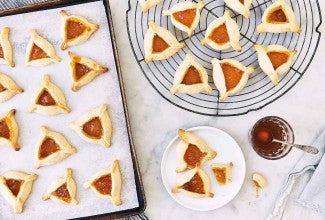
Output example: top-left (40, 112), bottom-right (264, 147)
top-left (0, 1), bottom-right (139, 219)
top-left (161, 126), bottom-right (246, 211)
top-left (108, 0), bottom-right (325, 219)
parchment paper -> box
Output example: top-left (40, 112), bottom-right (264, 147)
top-left (0, 1), bottom-right (139, 219)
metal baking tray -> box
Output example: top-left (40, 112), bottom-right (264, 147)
top-left (0, 0), bottom-right (146, 219)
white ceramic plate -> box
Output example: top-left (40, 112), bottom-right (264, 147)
top-left (161, 126), bottom-right (246, 211)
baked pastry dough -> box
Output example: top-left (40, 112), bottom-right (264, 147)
top-left (211, 162), bottom-right (233, 186)
top-left (162, 1), bottom-right (204, 37)
top-left (172, 166), bottom-right (214, 198)
top-left (25, 29), bottom-right (60, 66)
top-left (170, 53), bottom-right (212, 94)
top-left (176, 129), bottom-right (216, 172)
top-left (212, 58), bottom-right (254, 101)
top-left (0, 73), bottom-right (23, 103)
top-left (34, 126), bottom-right (77, 169)
top-left (144, 21), bottom-right (185, 63)
top-left (138, 0), bottom-right (162, 13)
top-left (254, 44), bottom-right (296, 85)
top-left (201, 10), bottom-right (241, 52)
top-left (0, 171), bottom-right (37, 214)
top-left (253, 172), bottom-right (267, 197)
top-left (256, 0), bottom-right (301, 33)
top-left (0, 27), bottom-right (14, 67)
top-left (60, 10), bottom-right (99, 50)
top-left (70, 104), bottom-right (112, 148)
top-left (224, 0), bottom-right (252, 18)
top-left (68, 52), bottom-right (108, 91)
top-left (28, 74), bottom-right (70, 115)
top-left (42, 168), bottom-right (78, 205)
top-left (0, 109), bottom-right (20, 151)
top-left (84, 160), bottom-right (122, 206)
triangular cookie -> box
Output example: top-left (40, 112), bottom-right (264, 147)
top-left (0, 109), bottom-right (20, 151)
top-left (42, 168), bottom-right (78, 205)
top-left (254, 44), bottom-right (296, 85)
top-left (211, 162), bottom-right (233, 186)
top-left (70, 104), bottom-right (112, 148)
top-left (172, 166), bottom-right (214, 198)
top-left (0, 73), bottom-right (23, 103)
top-left (212, 58), bottom-right (254, 101)
top-left (25, 29), bottom-right (60, 66)
top-left (34, 126), bottom-right (77, 169)
top-left (170, 53), bottom-right (212, 94)
top-left (138, 0), bottom-right (162, 13)
top-left (0, 27), bottom-right (14, 67)
top-left (176, 129), bottom-right (216, 172)
top-left (0, 171), bottom-right (37, 213)
top-left (60, 10), bottom-right (99, 50)
top-left (28, 75), bottom-right (70, 115)
top-left (256, 0), bottom-right (301, 33)
top-left (144, 21), bottom-right (185, 63)
top-left (68, 52), bottom-right (108, 91)
top-left (201, 10), bottom-right (241, 51)
top-left (224, 0), bottom-right (252, 18)
top-left (162, 1), bottom-right (204, 36)
top-left (83, 160), bottom-right (122, 206)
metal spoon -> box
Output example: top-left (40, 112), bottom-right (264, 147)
top-left (272, 139), bottom-right (319, 155)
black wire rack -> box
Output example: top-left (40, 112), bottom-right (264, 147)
top-left (126, 0), bottom-right (322, 116)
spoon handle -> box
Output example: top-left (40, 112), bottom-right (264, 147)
top-left (273, 139), bottom-right (319, 155)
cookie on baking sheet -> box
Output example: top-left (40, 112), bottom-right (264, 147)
top-left (68, 52), bottom-right (108, 91)
top-left (138, 0), bottom-right (162, 13)
top-left (0, 27), bottom-right (14, 67)
top-left (42, 168), bottom-right (78, 205)
top-left (34, 126), bottom-right (77, 169)
top-left (25, 29), bottom-right (60, 66)
top-left (84, 160), bottom-right (122, 206)
top-left (0, 109), bottom-right (20, 151)
top-left (60, 10), bottom-right (99, 50)
top-left (0, 73), bottom-right (23, 104)
top-left (28, 74), bottom-right (70, 115)
top-left (0, 171), bottom-right (37, 214)
top-left (70, 104), bottom-right (112, 148)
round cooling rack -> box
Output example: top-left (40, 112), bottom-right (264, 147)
top-left (126, 0), bottom-right (322, 116)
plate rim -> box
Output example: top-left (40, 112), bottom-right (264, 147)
top-left (161, 125), bottom-right (246, 211)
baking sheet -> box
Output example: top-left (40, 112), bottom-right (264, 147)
top-left (0, 1), bottom-right (139, 219)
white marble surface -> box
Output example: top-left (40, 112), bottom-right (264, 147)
top-left (109, 1), bottom-right (325, 219)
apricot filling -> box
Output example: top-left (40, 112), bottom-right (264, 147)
top-left (0, 120), bottom-right (10, 139)
top-left (152, 34), bottom-right (170, 53)
top-left (181, 66), bottom-right (202, 85)
top-left (172, 8), bottom-right (196, 28)
top-left (209, 24), bottom-right (229, 44)
top-left (267, 51), bottom-right (289, 70)
top-left (30, 44), bottom-right (49, 61)
top-left (6, 179), bottom-right (23, 197)
top-left (0, 83), bottom-right (6, 92)
top-left (0, 46), bottom-right (4, 59)
top-left (37, 90), bottom-right (56, 106)
top-left (183, 144), bottom-right (207, 168)
top-left (182, 173), bottom-right (205, 194)
top-left (267, 8), bottom-right (288, 23)
top-left (212, 167), bottom-right (226, 184)
top-left (221, 63), bottom-right (244, 91)
top-left (92, 174), bottom-right (112, 195)
top-left (74, 63), bottom-right (91, 81)
top-left (53, 183), bottom-right (71, 203)
top-left (67, 20), bottom-right (87, 40)
top-left (39, 137), bottom-right (60, 159)
top-left (82, 117), bottom-right (103, 139)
